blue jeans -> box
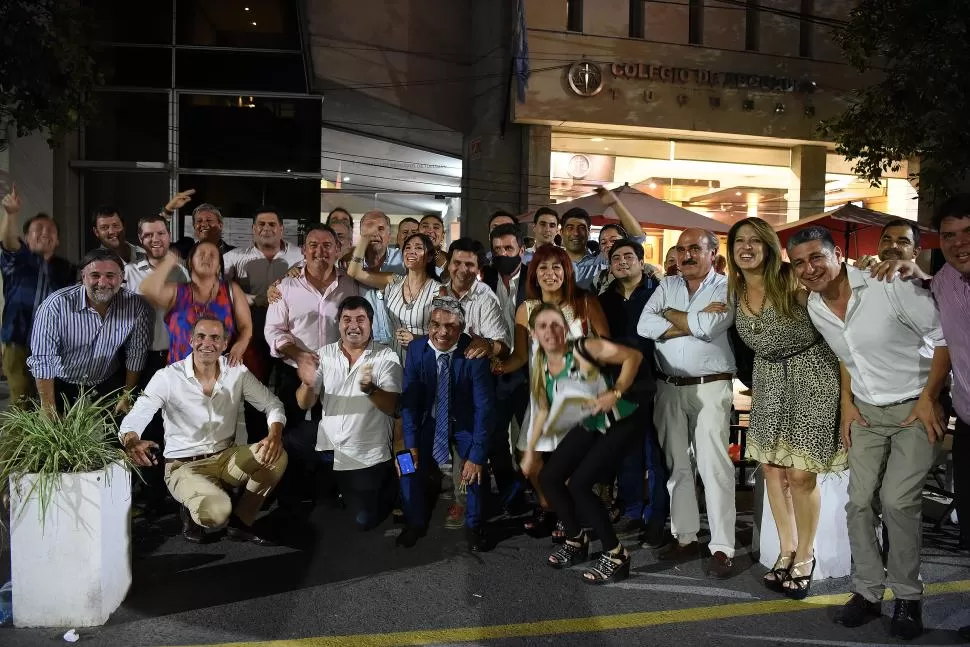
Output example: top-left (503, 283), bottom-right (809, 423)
top-left (616, 406), bottom-right (669, 524)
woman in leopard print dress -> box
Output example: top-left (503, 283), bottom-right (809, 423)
top-left (728, 217), bottom-right (846, 600)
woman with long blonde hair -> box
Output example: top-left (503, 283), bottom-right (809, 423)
top-left (727, 216), bottom-right (845, 599)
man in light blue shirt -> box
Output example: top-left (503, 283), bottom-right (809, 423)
top-left (561, 207), bottom-right (601, 290)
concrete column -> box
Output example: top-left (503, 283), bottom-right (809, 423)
top-left (52, 132), bottom-right (82, 262)
top-left (788, 144), bottom-right (827, 222)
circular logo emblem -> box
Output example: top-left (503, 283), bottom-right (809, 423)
top-left (567, 61), bottom-right (603, 97)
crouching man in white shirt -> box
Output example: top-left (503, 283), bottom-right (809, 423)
top-left (295, 295), bottom-right (403, 531)
top-left (119, 316), bottom-right (288, 545)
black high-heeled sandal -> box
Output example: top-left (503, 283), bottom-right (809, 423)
top-left (547, 532), bottom-right (589, 569)
top-left (782, 556), bottom-right (816, 600)
top-left (551, 520), bottom-right (567, 544)
top-left (524, 507), bottom-right (556, 538)
top-left (582, 546), bottom-right (631, 584)
top-left (763, 551), bottom-right (795, 592)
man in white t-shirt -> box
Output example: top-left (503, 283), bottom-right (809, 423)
top-left (295, 295), bottom-right (402, 530)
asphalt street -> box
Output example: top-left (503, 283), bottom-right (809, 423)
top-left (2, 488), bottom-right (969, 647)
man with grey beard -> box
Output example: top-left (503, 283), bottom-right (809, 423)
top-left (28, 248), bottom-right (153, 414)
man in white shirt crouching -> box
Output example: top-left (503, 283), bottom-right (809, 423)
top-left (789, 226), bottom-right (947, 640)
top-left (295, 295), bottom-right (402, 531)
top-left (120, 316), bottom-right (288, 545)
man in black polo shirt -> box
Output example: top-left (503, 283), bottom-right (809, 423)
top-left (598, 238), bottom-right (667, 546)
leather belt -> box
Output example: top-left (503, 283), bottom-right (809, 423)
top-left (166, 451), bottom-right (222, 465)
top-left (657, 372), bottom-right (734, 386)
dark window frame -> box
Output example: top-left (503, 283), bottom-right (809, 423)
top-left (566, 0), bottom-right (583, 32)
top-left (629, 0), bottom-right (645, 38)
top-left (745, 0), bottom-right (760, 51)
top-left (688, 0), bottom-right (704, 45)
top-left (799, 0), bottom-right (814, 58)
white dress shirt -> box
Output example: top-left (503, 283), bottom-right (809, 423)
top-left (807, 264), bottom-right (946, 407)
top-left (264, 267), bottom-right (362, 367)
top-left (312, 341), bottom-right (403, 469)
top-left (440, 280), bottom-right (511, 347)
top-left (223, 243), bottom-right (305, 304)
top-left (637, 269), bottom-right (736, 377)
top-left (124, 259), bottom-right (190, 351)
top-left (119, 354), bottom-right (286, 459)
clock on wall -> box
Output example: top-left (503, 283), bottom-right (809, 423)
top-left (566, 154), bottom-right (591, 179)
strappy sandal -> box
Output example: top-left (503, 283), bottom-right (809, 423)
top-left (524, 507), bottom-right (556, 538)
top-left (763, 551), bottom-right (795, 592)
top-left (551, 520), bottom-right (567, 544)
top-left (582, 546), bottom-right (631, 584)
top-left (782, 556), bottom-right (816, 600)
top-left (547, 532), bottom-right (589, 569)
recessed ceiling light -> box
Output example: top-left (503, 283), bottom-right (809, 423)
top-left (735, 191), bottom-right (742, 196)
top-left (604, 147), bottom-right (609, 150)
top-left (590, 137), bottom-right (604, 142)
top-left (251, 21), bottom-right (257, 26)
top-left (343, 176), bottom-right (351, 181)
top-left (649, 182), bottom-right (657, 189)
top-left (286, 168), bottom-right (291, 172)
top-left (244, 6), bottom-right (250, 11)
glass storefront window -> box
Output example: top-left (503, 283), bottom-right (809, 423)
top-left (87, 0), bottom-right (172, 45)
top-left (175, 50), bottom-right (306, 93)
top-left (85, 92), bottom-right (169, 162)
top-left (175, 0), bottom-right (300, 50)
top-left (94, 46), bottom-right (172, 88)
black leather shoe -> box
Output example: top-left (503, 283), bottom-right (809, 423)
top-left (180, 507), bottom-right (206, 544)
top-left (226, 518), bottom-right (277, 546)
top-left (638, 519), bottom-right (668, 549)
top-left (656, 540), bottom-right (698, 563)
top-left (466, 526), bottom-right (489, 552)
top-left (395, 525), bottom-right (426, 548)
top-left (834, 593), bottom-right (881, 627)
top-left (889, 599), bottom-right (923, 640)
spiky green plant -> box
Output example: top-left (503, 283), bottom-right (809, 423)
top-left (0, 390), bottom-right (136, 528)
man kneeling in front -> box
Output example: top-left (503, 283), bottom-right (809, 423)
top-left (120, 316), bottom-right (288, 544)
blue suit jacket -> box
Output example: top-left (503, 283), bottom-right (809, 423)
top-left (401, 334), bottom-right (495, 465)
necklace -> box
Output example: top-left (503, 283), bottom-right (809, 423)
top-left (741, 283), bottom-right (767, 335)
top-left (403, 277), bottom-right (428, 310)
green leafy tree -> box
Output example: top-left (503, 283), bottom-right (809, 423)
top-left (822, 0), bottom-right (970, 197)
top-left (0, 0), bottom-right (102, 150)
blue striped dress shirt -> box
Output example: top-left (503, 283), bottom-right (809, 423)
top-left (28, 285), bottom-right (154, 385)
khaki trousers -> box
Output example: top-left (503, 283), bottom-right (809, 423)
top-left (164, 444), bottom-right (288, 527)
top-left (847, 399), bottom-right (935, 602)
top-left (1, 343), bottom-right (34, 405)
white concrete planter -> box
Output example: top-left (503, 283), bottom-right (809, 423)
top-left (9, 461), bottom-right (132, 627)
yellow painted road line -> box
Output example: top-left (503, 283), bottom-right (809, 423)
top-left (173, 578), bottom-right (970, 647)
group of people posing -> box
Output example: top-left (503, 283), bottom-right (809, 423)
top-left (1, 183), bottom-right (968, 642)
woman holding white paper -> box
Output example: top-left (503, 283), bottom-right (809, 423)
top-left (520, 303), bottom-right (642, 584)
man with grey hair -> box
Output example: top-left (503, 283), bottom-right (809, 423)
top-left (163, 189), bottom-right (236, 258)
top-left (398, 295), bottom-right (495, 551)
top-left (637, 227), bottom-right (737, 578)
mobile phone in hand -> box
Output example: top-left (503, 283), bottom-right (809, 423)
top-left (395, 449), bottom-right (416, 475)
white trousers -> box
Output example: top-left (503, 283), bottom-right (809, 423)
top-left (654, 379), bottom-right (736, 557)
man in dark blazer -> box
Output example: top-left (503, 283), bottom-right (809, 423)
top-left (482, 223), bottom-right (530, 513)
top-left (399, 296), bottom-right (495, 551)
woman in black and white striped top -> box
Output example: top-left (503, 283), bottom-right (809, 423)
top-left (348, 232), bottom-right (440, 363)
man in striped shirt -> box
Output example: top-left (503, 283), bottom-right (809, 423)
top-left (28, 249), bottom-right (153, 414)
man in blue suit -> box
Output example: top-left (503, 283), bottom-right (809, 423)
top-left (398, 296), bottom-right (495, 551)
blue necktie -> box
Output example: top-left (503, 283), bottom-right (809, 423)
top-left (433, 354), bottom-right (451, 465)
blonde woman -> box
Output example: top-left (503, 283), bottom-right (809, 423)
top-left (727, 216), bottom-right (846, 599)
top-left (521, 303), bottom-right (642, 583)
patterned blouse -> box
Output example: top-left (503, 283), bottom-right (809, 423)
top-left (165, 281), bottom-right (236, 364)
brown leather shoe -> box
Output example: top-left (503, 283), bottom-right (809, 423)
top-left (655, 540), bottom-right (699, 563)
top-left (706, 551), bottom-right (735, 579)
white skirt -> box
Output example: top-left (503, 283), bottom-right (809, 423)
top-left (758, 469), bottom-right (852, 580)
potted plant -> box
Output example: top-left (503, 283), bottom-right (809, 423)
top-left (0, 392), bottom-right (136, 627)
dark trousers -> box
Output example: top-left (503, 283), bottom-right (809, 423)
top-left (320, 454), bottom-right (396, 530)
top-left (276, 362), bottom-right (322, 433)
top-left (277, 419), bottom-right (332, 506)
top-left (136, 350), bottom-right (169, 506)
top-left (53, 371), bottom-right (124, 415)
top-left (243, 307), bottom-right (273, 443)
top-left (401, 430), bottom-right (484, 529)
top-left (954, 416), bottom-right (970, 546)
top-left (539, 413), bottom-right (642, 552)
top-left (488, 375), bottom-right (529, 506)
top-left (616, 403), bottom-right (669, 524)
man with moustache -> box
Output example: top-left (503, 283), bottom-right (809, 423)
top-left (637, 228), bottom-right (737, 578)
top-left (120, 317), bottom-right (287, 545)
top-left (29, 249), bottom-right (153, 413)
top-left (598, 239), bottom-right (666, 545)
top-left (560, 208), bottom-right (601, 290)
top-left (857, 219), bottom-right (922, 270)
top-left (788, 226), bottom-right (946, 640)
top-left (437, 237), bottom-right (511, 527)
top-left (294, 296), bottom-right (402, 531)
top-left (396, 217), bottom-right (420, 249)
top-left (92, 206), bottom-right (145, 264)
top-left (398, 297), bottom-right (495, 551)
top-left (590, 188), bottom-right (648, 294)
top-left (1, 185), bottom-right (75, 405)
top-left (166, 191), bottom-right (236, 258)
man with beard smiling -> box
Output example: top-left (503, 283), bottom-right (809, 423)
top-left (559, 208), bottom-right (601, 290)
top-left (857, 219), bottom-right (922, 270)
top-left (29, 249), bottom-right (153, 414)
top-left (294, 296), bottom-right (402, 531)
top-left (92, 206), bottom-right (146, 264)
top-left (788, 226), bottom-right (947, 640)
top-left (1, 185), bottom-right (75, 405)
